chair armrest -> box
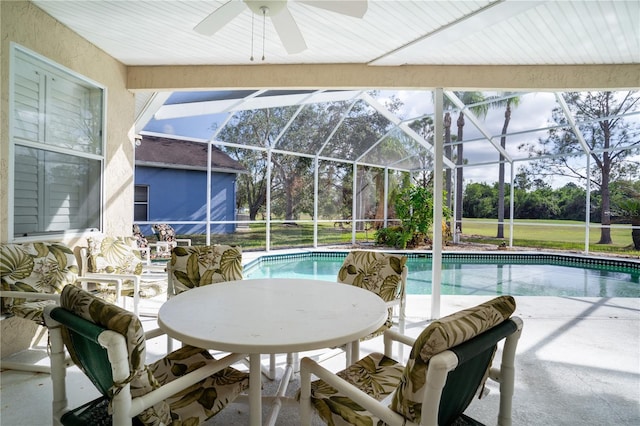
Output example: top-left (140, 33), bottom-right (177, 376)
top-left (0, 290), bottom-right (60, 301)
top-left (75, 276), bottom-right (124, 286)
top-left (383, 329), bottom-right (415, 357)
top-left (141, 264), bottom-right (168, 274)
top-left (144, 327), bottom-right (167, 341)
top-left (80, 272), bottom-right (139, 285)
top-left (299, 357), bottom-right (406, 426)
top-left (176, 238), bottom-right (191, 246)
top-left (129, 352), bottom-right (247, 417)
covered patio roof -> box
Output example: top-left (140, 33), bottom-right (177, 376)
top-left (135, 88), bottom-right (639, 181)
top-left (30, 1), bottom-right (638, 172)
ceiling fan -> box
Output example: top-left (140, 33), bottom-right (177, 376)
top-left (194, 0), bottom-right (368, 55)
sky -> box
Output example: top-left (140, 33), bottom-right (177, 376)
top-left (143, 90), bottom-right (639, 189)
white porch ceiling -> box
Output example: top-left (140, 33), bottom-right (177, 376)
top-left (31, 0), bottom-right (640, 67)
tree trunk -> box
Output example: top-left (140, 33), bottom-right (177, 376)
top-left (444, 112), bottom-right (452, 211)
top-left (497, 102), bottom-right (512, 238)
top-left (456, 112), bottom-right (464, 233)
top-left (597, 150), bottom-right (613, 244)
top-left (374, 170), bottom-right (385, 229)
top-left (631, 219), bottom-right (640, 250)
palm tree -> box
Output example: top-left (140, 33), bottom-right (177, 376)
top-left (496, 93), bottom-right (521, 238)
top-left (449, 92), bottom-right (491, 234)
top-left (444, 112), bottom-right (452, 211)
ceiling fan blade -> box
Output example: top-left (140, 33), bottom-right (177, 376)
top-left (270, 7), bottom-right (307, 54)
top-left (298, 0), bottom-right (368, 18)
top-left (194, 0), bottom-right (246, 35)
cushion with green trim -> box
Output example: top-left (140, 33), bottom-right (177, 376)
top-left (390, 295), bottom-right (517, 423)
top-left (60, 285), bottom-right (171, 425)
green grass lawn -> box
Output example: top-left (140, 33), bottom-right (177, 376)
top-left (167, 219), bottom-right (639, 257)
top-left (460, 218), bottom-right (639, 255)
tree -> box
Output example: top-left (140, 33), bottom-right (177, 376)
top-left (446, 92), bottom-right (492, 233)
top-left (496, 94), bottom-right (521, 238)
top-left (217, 107), bottom-right (298, 220)
top-left (555, 183), bottom-right (587, 221)
top-left (611, 180), bottom-right (640, 250)
top-left (328, 94), bottom-right (404, 228)
top-left (522, 91), bottom-right (639, 244)
top-left (462, 182), bottom-right (496, 218)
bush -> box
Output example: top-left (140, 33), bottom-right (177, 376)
top-left (375, 184), bottom-right (451, 249)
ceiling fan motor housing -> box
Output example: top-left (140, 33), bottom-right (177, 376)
top-left (245, 0), bottom-right (288, 16)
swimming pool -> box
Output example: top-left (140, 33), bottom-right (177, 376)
top-left (244, 252), bottom-right (640, 297)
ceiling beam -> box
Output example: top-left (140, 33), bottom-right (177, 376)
top-left (128, 64), bottom-right (640, 92)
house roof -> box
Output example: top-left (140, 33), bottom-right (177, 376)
top-left (135, 135), bottom-right (247, 174)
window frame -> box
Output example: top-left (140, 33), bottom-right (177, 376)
top-left (134, 184), bottom-right (150, 222)
top-left (8, 44), bottom-right (106, 242)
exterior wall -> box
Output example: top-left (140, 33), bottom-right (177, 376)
top-left (0, 0), bottom-right (134, 246)
top-left (135, 166), bottom-right (237, 235)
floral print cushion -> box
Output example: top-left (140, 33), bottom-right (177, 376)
top-left (132, 224), bottom-right (149, 249)
top-left (149, 346), bottom-right (250, 422)
top-left (169, 245), bottom-right (243, 295)
top-left (61, 285), bottom-right (249, 425)
top-left (60, 285), bottom-right (171, 425)
top-left (308, 352), bottom-right (405, 425)
top-left (337, 250), bottom-right (408, 337)
top-left (307, 296), bottom-right (516, 425)
top-left (390, 295), bottom-right (517, 424)
top-left (10, 300), bottom-right (57, 325)
top-left (152, 223), bottom-right (176, 242)
top-left (1, 242), bottom-right (79, 323)
top-left (87, 236), bottom-right (143, 276)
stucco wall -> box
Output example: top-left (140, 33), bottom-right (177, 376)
top-left (0, 0), bottom-right (135, 246)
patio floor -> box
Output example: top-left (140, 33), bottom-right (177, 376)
top-left (1, 251), bottom-right (639, 425)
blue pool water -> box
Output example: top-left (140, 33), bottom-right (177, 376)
top-left (244, 252), bottom-right (640, 297)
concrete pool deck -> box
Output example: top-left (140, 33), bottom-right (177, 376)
top-left (1, 249), bottom-right (639, 425)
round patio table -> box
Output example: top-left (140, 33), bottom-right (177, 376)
top-left (157, 278), bottom-right (387, 426)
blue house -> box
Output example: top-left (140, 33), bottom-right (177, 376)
top-left (134, 135), bottom-right (247, 235)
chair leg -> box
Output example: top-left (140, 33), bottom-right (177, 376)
top-left (48, 325), bottom-right (69, 425)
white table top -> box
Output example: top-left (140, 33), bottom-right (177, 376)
top-left (157, 278), bottom-right (388, 354)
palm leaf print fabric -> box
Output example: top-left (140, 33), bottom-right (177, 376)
top-left (169, 245), bottom-right (243, 295)
top-left (1, 242), bottom-right (79, 324)
top-left (308, 296), bottom-right (516, 425)
top-left (337, 251), bottom-right (408, 338)
top-left (60, 285), bottom-right (249, 425)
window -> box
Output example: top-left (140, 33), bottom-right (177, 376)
top-left (11, 46), bottom-right (104, 238)
top-left (134, 185), bottom-right (149, 221)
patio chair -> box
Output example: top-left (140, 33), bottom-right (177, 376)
top-left (45, 284), bottom-right (249, 425)
top-left (151, 223), bottom-right (192, 258)
top-left (300, 295), bottom-right (523, 426)
top-left (132, 224), bottom-right (152, 264)
top-left (166, 244), bottom-right (277, 378)
top-left (80, 235), bottom-right (167, 316)
top-left (132, 225), bottom-right (171, 275)
top-left (0, 242), bottom-right (121, 373)
top-left (166, 244), bottom-right (243, 297)
top-left (336, 250), bottom-right (408, 363)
